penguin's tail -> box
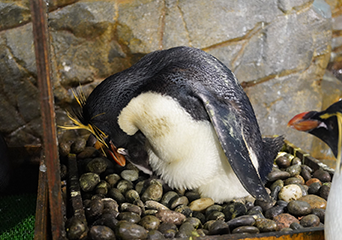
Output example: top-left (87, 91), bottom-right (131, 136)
top-left (260, 135), bottom-right (285, 183)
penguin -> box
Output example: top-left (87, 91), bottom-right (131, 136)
top-left (65, 46), bottom-right (283, 203)
top-left (288, 100), bottom-right (342, 240)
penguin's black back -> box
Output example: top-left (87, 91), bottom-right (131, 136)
top-left (83, 46), bottom-right (278, 181)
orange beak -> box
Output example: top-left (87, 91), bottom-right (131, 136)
top-left (287, 111), bottom-right (320, 132)
top-left (108, 142), bottom-right (126, 166)
top-left (94, 140), bottom-right (126, 166)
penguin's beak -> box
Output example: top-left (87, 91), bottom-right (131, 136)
top-left (94, 140), bottom-right (126, 166)
top-left (108, 141), bottom-right (126, 166)
top-left (287, 111), bottom-right (320, 132)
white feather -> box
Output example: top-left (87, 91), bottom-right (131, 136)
top-left (118, 92), bottom-right (255, 203)
top-left (325, 112), bottom-right (342, 240)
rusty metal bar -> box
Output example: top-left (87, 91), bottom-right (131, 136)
top-left (34, 158), bottom-right (49, 239)
top-left (29, 0), bottom-right (65, 239)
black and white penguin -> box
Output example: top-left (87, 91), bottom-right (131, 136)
top-left (288, 100), bottom-right (342, 240)
top-left (67, 46), bottom-right (283, 203)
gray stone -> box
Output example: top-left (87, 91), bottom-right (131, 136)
top-left (0, 2), bottom-right (31, 31)
top-left (117, 0), bottom-right (164, 54)
top-left (49, 2), bottom-right (116, 38)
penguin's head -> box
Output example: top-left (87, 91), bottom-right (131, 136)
top-left (61, 87), bottom-right (130, 167)
top-left (288, 100), bottom-right (342, 157)
top-left (62, 81), bottom-right (152, 173)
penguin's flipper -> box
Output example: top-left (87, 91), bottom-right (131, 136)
top-left (196, 90), bottom-right (271, 201)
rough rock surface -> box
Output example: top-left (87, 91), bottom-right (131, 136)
top-left (0, 0), bottom-right (335, 160)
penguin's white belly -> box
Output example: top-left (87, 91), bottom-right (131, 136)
top-left (118, 92), bottom-right (254, 203)
top-left (325, 172), bottom-right (342, 240)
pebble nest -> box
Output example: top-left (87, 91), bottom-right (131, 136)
top-left (60, 134), bottom-right (332, 240)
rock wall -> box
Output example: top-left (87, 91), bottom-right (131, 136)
top-left (0, 0), bottom-right (337, 159)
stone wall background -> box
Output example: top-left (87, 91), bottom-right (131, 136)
top-left (0, 0), bottom-right (341, 164)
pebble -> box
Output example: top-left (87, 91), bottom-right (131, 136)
top-left (125, 189), bottom-right (140, 203)
top-left (312, 208), bottom-right (325, 223)
top-left (86, 157), bottom-right (108, 174)
top-left (205, 204), bottom-right (223, 216)
top-left (71, 137), bottom-right (87, 154)
top-left (227, 215), bottom-right (255, 230)
top-left (140, 215), bottom-right (160, 230)
top-left (161, 191), bottom-right (179, 208)
top-left (313, 168), bottom-right (331, 182)
top-left (299, 195), bottom-right (327, 209)
top-left (105, 173), bottom-right (121, 188)
top-left (273, 213), bottom-right (299, 230)
top-left (95, 180), bottom-right (109, 195)
top-left (255, 199), bottom-right (276, 212)
top-left (85, 198), bottom-right (104, 219)
top-left (121, 169), bottom-right (139, 182)
top-left (206, 210), bottom-right (225, 221)
top-left (276, 154), bottom-right (292, 168)
top-left (278, 184), bottom-right (303, 202)
top-left (300, 214), bottom-right (321, 227)
top-left (297, 183), bottom-right (308, 196)
top-left (118, 212), bottom-right (141, 224)
top-left (145, 200), bottom-right (169, 211)
top-left (192, 211), bottom-right (206, 224)
top-left (141, 180), bottom-right (163, 202)
top-left (255, 218), bottom-right (278, 232)
top-left (89, 225), bottom-right (115, 240)
top-left (79, 172), bottom-right (100, 192)
top-left (301, 165), bottom-right (313, 181)
top-left (171, 196), bottom-right (189, 209)
top-left (203, 220), bottom-right (215, 230)
top-left (284, 177), bottom-right (303, 185)
top-left (290, 221), bottom-right (304, 230)
top-left (158, 222), bottom-right (177, 238)
top-left (208, 220), bottom-right (229, 235)
top-left (319, 184), bottom-right (330, 200)
top-left (116, 221), bottom-right (148, 240)
top-left (66, 134), bottom-right (337, 239)
top-left (308, 182), bottom-right (322, 194)
top-left (120, 203), bottom-right (142, 216)
top-left (175, 205), bottom-right (193, 218)
top-left (93, 211), bottom-right (118, 229)
top-left (189, 198), bottom-right (214, 211)
top-left (287, 200), bottom-right (312, 216)
top-left (156, 210), bottom-right (186, 225)
top-left (270, 179), bottom-right (284, 191)
top-left (117, 180), bottom-right (134, 194)
top-left (147, 229), bottom-right (165, 240)
top-left (294, 174), bottom-right (305, 184)
top-left (223, 202), bottom-right (247, 220)
top-left (77, 147), bottom-right (99, 159)
top-left (306, 178), bottom-right (322, 186)
top-left (184, 217), bottom-right (202, 229)
top-left (232, 226), bottom-right (260, 234)
top-left (102, 198), bottom-right (119, 212)
top-left (108, 188), bottom-right (125, 204)
top-left (286, 164), bottom-right (302, 177)
top-left (264, 205), bottom-right (285, 219)
top-left (267, 170), bottom-right (291, 182)
top-left (280, 227), bottom-right (293, 233)
top-left (176, 221), bottom-right (198, 238)
top-left (247, 206), bottom-right (264, 219)
top-left (185, 190), bottom-right (201, 202)
top-left (291, 157), bottom-right (301, 166)
top-left (135, 180), bottom-right (145, 194)
top-left (66, 217), bottom-right (87, 240)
